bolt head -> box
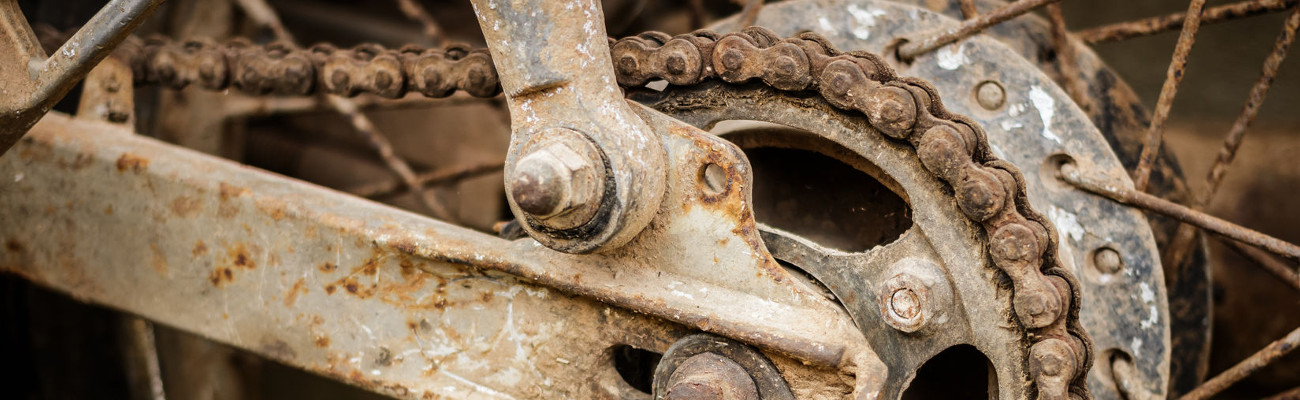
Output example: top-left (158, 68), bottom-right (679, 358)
top-left (878, 258), bottom-right (952, 334)
top-left (664, 353), bottom-right (758, 400)
top-left (508, 128), bottom-right (606, 230)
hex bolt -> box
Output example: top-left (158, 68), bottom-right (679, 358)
top-left (664, 353), bottom-right (759, 400)
top-left (878, 258), bottom-right (953, 334)
top-left (975, 80), bottom-right (1006, 110)
top-left (1092, 247), bottom-right (1124, 274)
top-left (508, 128), bottom-right (607, 230)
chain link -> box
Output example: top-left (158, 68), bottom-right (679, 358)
top-left (116, 29), bottom-right (1093, 399)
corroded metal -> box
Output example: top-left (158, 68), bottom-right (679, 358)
top-left (1060, 162), bottom-right (1300, 262)
top-left (471, 0), bottom-right (668, 254)
top-left (1131, 0), bottom-right (1209, 192)
top-left (0, 113), bottom-right (864, 398)
top-left (895, 0), bottom-right (1060, 61)
top-left (652, 334), bottom-right (795, 400)
top-left (1179, 326), bottom-right (1300, 400)
top-left (1163, 5), bottom-right (1300, 271)
top-left (702, 2), bottom-right (1177, 398)
top-left (0, 0), bottom-right (164, 155)
top-left (1076, 0), bottom-right (1297, 44)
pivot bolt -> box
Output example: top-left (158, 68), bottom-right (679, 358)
top-left (508, 128), bottom-right (606, 230)
top-left (665, 353), bottom-right (759, 400)
top-left (879, 258), bottom-right (952, 334)
top-left (975, 80), bottom-right (1006, 110)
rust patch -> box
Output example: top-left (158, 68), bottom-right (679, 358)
top-left (284, 278), bottom-right (307, 307)
top-left (150, 244), bottom-right (169, 276)
top-left (314, 334), bottom-right (331, 348)
top-left (325, 284), bottom-right (337, 294)
top-left (218, 182), bottom-right (250, 200)
top-left (229, 244), bottom-right (255, 269)
top-left (104, 205), bottom-right (113, 215)
top-left (115, 153), bottom-right (149, 173)
top-left (5, 239), bottom-right (23, 252)
top-left (318, 262), bottom-right (337, 273)
top-left (192, 240), bottom-right (208, 256)
top-left (170, 196), bottom-right (202, 217)
top-left (209, 267), bottom-right (234, 286)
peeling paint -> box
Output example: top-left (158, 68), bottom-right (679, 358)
top-left (1027, 86), bottom-right (1062, 144)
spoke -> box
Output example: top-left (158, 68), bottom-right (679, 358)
top-left (1111, 356), bottom-right (1159, 400)
top-left (1059, 162), bottom-right (1300, 262)
top-left (1046, 3), bottom-right (1094, 113)
top-left (234, 0), bottom-right (454, 220)
top-left (1132, 0), bottom-right (1210, 191)
top-left (394, 0), bottom-right (444, 44)
top-left (350, 161), bottom-right (505, 198)
top-left (1219, 237), bottom-right (1300, 292)
top-left (738, 0), bottom-right (765, 28)
top-left (1078, 0), bottom-right (1297, 44)
top-left (958, 0), bottom-right (980, 19)
top-left (1164, 6), bottom-right (1300, 267)
top-left (1178, 325), bottom-right (1300, 400)
top-left (897, 0), bottom-right (1061, 61)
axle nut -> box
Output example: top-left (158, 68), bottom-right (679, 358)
top-left (664, 353), bottom-right (759, 400)
top-left (508, 128), bottom-right (607, 230)
top-left (879, 258), bottom-right (953, 334)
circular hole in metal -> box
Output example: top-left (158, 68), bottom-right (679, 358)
top-left (974, 80), bottom-right (1007, 111)
top-left (699, 163), bottom-right (727, 195)
top-left (612, 345), bottom-right (662, 394)
top-left (1040, 152), bottom-right (1077, 192)
top-left (1090, 245), bottom-right (1126, 275)
top-left (901, 344), bottom-right (995, 400)
top-left (716, 123), bottom-right (912, 252)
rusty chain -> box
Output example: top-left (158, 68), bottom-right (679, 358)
top-left (104, 28), bottom-right (1093, 399)
top-left (116, 35), bottom-right (502, 98)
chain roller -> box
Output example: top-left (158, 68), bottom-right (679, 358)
top-left (118, 36), bottom-right (502, 98)
top-left (111, 27), bottom-right (1093, 399)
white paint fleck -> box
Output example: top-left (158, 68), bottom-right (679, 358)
top-left (370, 369), bottom-right (381, 376)
top-left (1142, 305), bottom-right (1159, 329)
top-left (1130, 337), bottom-right (1143, 357)
top-left (818, 16), bottom-right (833, 32)
top-left (1139, 282), bottom-right (1155, 304)
top-left (1007, 102), bottom-right (1028, 117)
top-left (847, 5), bottom-right (886, 40)
top-left (1028, 86), bottom-right (1062, 143)
top-left (1048, 205), bottom-right (1085, 242)
top-left (12, 172), bottom-right (22, 182)
top-left (935, 44), bottom-right (968, 70)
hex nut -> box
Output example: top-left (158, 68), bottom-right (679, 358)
top-left (878, 258), bottom-right (953, 334)
top-left (508, 128), bottom-right (607, 231)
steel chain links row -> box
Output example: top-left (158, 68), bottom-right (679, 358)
top-left (118, 35), bottom-right (501, 98)
top-left (116, 28), bottom-right (1092, 399)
